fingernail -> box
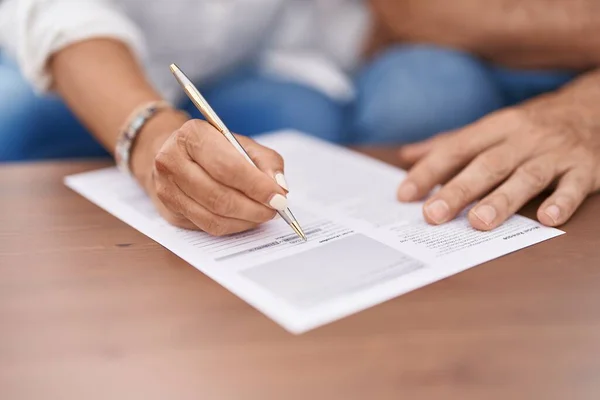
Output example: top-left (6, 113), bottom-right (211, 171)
top-left (272, 212), bottom-right (281, 220)
top-left (425, 199), bottom-right (450, 224)
top-left (398, 181), bottom-right (417, 201)
top-left (473, 205), bottom-right (497, 226)
top-left (275, 172), bottom-right (289, 191)
top-left (544, 205), bottom-right (561, 224)
top-left (268, 194), bottom-right (288, 211)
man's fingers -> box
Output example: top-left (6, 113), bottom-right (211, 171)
top-left (467, 154), bottom-right (558, 230)
top-left (537, 168), bottom-right (593, 227)
top-left (237, 135), bottom-right (288, 191)
top-left (397, 143), bottom-right (474, 202)
top-left (397, 116), bottom-right (507, 202)
top-left (397, 129), bottom-right (459, 166)
top-left (422, 143), bottom-right (525, 225)
top-left (154, 174), bottom-right (258, 236)
top-left (397, 137), bottom-right (437, 166)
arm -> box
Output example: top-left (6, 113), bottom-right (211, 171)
top-left (49, 39), bottom-right (185, 186)
top-left (0, 0), bottom-right (182, 186)
top-left (0, 0), bottom-right (289, 236)
top-left (369, 0), bottom-right (600, 69)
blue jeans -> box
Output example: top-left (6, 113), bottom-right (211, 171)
top-left (0, 45), bottom-right (579, 161)
top-left (352, 46), bottom-right (578, 144)
top-left (0, 53), bottom-right (347, 161)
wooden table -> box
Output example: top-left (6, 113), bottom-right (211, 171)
top-left (1, 150), bottom-right (600, 400)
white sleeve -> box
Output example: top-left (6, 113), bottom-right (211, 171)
top-left (0, 0), bottom-right (146, 92)
top-left (258, 0), bottom-right (371, 103)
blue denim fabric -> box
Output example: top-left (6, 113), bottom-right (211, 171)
top-left (0, 45), bottom-right (580, 160)
top-left (181, 69), bottom-right (349, 143)
top-left (352, 45), bottom-right (578, 144)
top-left (0, 52), bottom-right (107, 161)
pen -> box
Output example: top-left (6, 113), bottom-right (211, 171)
top-left (169, 63), bottom-right (307, 242)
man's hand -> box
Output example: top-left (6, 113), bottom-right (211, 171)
top-left (396, 74), bottom-right (600, 230)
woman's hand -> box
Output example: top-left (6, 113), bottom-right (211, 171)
top-left (133, 118), bottom-right (289, 235)
top-left (50, 40), bottom-right (288, 237)
top-left (396, 84), bottom-right (600, 230)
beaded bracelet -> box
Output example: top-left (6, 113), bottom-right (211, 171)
top-left (115, 100), bottom-right (171, 175)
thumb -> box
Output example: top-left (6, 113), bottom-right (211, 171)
top-left (235, 135), bottom-right (288, 192)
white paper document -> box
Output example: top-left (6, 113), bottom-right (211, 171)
top-left (65, 131), bottom-right (564, 333)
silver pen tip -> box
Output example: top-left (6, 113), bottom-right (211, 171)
top-left (291, 221), bottom-right (308, 242)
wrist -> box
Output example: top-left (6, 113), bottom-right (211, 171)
top-left (129, 109), bottom-right (189, 190)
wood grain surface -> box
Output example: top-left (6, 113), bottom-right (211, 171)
top-left (1, 150), bottom-right (599, 400)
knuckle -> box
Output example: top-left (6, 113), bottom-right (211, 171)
top-left (210, 190), bottom-right (234, 216)
top-left (162, 212), bottom-right (189, 228)
top-left (572, 146), bottom-right (595, 166)
top-left (547, 128), bottom-right (577, 149)
top-left (182, 118), bottom-right (207, 133)
top-left (204, 217), bottom-right (227, 237)
top-left (155, 182), bottom-right (172, 206)
top-left (517, 162), bottom-right (550, 190)
top-left (211, 153), bottom-right (239, 182)
top-left (557, 194), bottom-right (577, 212)
top-left (447, 182), bottom-right (472, 204)
top-left (499, 107), bottom-right (534, 131)
top-left (443, 146), bottom-right (470, 163)
top-left (477, 152), bottom-right (513, 180)
top-left (180, 119), bottom-right (196, 132)
top-left (494, 191), bottom-right (512, 211)
top-left (416, 154), bottom-right (445, 181)
top-left (172, 127), bottom-right (190, 150)
top-left (153, 151), bottom-right (172, 175)
top-left (178, 120), bottom-right (213, 153)
top-left (572, 173), bottom-right (594, 195)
